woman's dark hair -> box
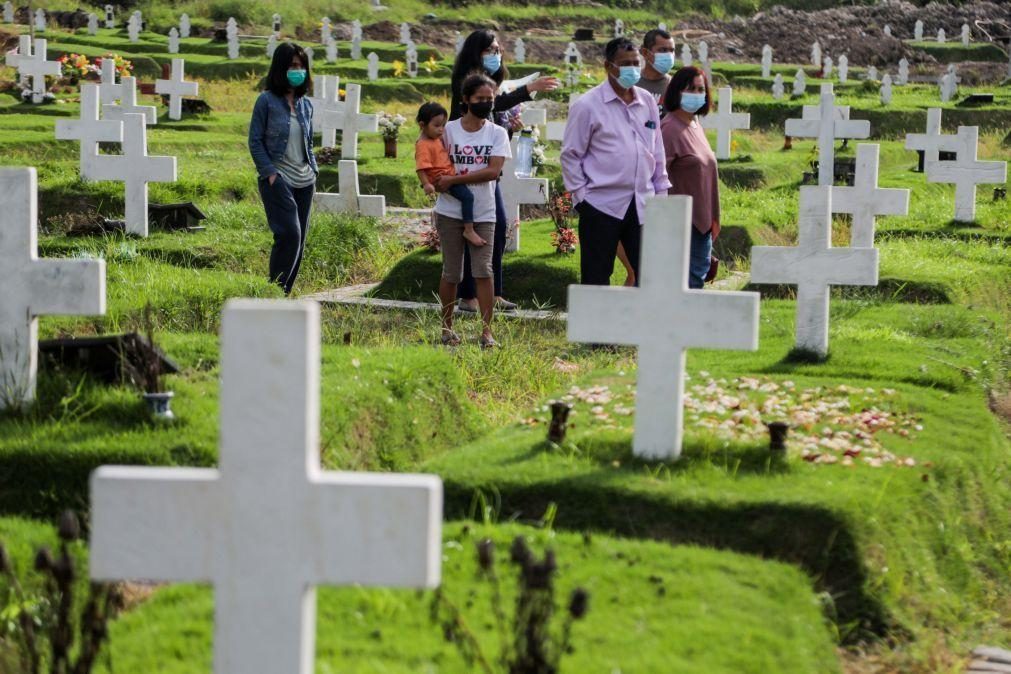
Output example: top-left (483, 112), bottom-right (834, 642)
top-left (461, 73), bottom-right (497, 102)
top-left (265, 41), bottom-right (312, 98)
top-left (452, 30), bottom-right (508, 88)
top-left (417, 101), bottom-right (448, 124)
top-left (662, 66), bottom-right (712, 116)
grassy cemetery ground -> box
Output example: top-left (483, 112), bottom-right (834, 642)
top-left (1, 8), bottom-right (1010, 674)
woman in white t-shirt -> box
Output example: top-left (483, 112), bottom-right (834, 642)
top-left (433, 74), bottom-right (512, 349)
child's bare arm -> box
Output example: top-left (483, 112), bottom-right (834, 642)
top-left (416, 169), bottom-right (436, 195)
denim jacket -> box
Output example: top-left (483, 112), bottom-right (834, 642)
top-left (247, 90), bottom-right (318, 180)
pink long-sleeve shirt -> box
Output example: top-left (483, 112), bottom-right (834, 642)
top-left (560, 81), bottom-right (672, 224)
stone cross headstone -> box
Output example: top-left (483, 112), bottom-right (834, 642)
top-left (367, 52), bottom-right (379, 81)
top-left (400, 22), bottom-right (411, 44)
top-left (3, 2), bottom-right (13, 23)
top-left (351, 34), bottom-right (362, 60)
top-left (155, 58), bottom-right (198, 121)
top-left (455, 31), bottom-right (463, 55)
top-left (792, 69), bottom-right (806, 96)
top-left (168, 28), bottom-right (180, 54)
top-left (127, 12), bottom-right (140, 43)
top-left (34, 8), bottom-right (45, 32)
top-left (823, 56), bottom-right (833, 79)
top-left (103, 76), bottom-right (157, 125)
top-left (926, 126), bottom-right (1007, 222)
top-left (751, 186), bottom-right (877, 356)
top-left (866, 65), bottom-right (878, 81)
top-left (89, 299), bottom-right (442, 674)
top-left (179, 13), bottom-right (191, 39)
top-left (961, 23), bottom-right (970, 46)
top-left (567, 195), bottom-right (760, 460)
top-left (680, 44), bottom-right (693, 67)
top-left (311, 74), bottom-right (341, 143)
top-left (785, 86), bottom-right (871, 185)
top-left (54, 83), bottom-right (124, 180)
top-left (698, 40), bottom-right (709, 64)
top-left (772, 73), bottom-right (785, 100)
top-left (514, 38), bottom-right (526, 64)
top-left (321, 17), bottom-right (332, 45)
top-left (501, 136), bottom-right (549, 252)
top-left (98, 57), bottom-right (124, 105)
top-left (6, 35), bottom-right (31, 88)
top-left (700, 87), bottom-right (751, 160)
top-left (811, 41), bottom-right (821, 68)
top-left (832, 144), bottom-right (909, 247)
top-left (89, 113), bottom-right (177, 237)
top-left (88, 13), bottom-right (99, 35)
top-left (104, 4), bottom-right (115, 28)
top-left (521, 105), bottom-right (547, 131)
top-left (226, 18), bottom-right (239, 59)
top-left (0, 168), bottom-right (106, 411)
top-left (267, 34), bottom-right (278, 58)
top-left (564, 42), bottom-right (582, 69)
top-left (880, 73), bottom-right (892, 105)
top-left (905, 107), bottom-right (944, 168)
top-left (405, 43), bottom-right (418, 78)
top-left (326, 38), bottom-right (338, 64)
top-left (937, 28), bottom-right (945, 43)
top-left (321, 83), bottom-right (378, 160)
top-left (761, 45), bottom-right (773, 78)
top-left (884, 24), bottom-right (892, 37)
top-left (314, 160), bottom-right (386, 217)
top-left (897, 58), bottom-right (909, 85)
top-left (838, 55), bottom-right (849, 82)
top-left (272, 13), bottom-right (281, 36)
top-left (614, 18), bottom-right (625, 38)
top-left (18, 39), bottom-right (61, 104)
top-left (914, 20), bottom-right (924, 41)
top-left (939, 68), bottom-right (957, 102)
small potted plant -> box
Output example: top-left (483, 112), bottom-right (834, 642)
top-left (377, 111), bottom-right (407, 158)
top-left (549, 191), bottom-right (579, 255)
top-left (123, 304), bottom-right (174, 421)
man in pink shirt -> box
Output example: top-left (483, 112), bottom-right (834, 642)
top-left (561, 37), bottom-right (672, 286)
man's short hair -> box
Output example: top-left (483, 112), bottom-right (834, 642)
top-left (604, 37), bottom-right (638, 63)
top-left (642, 29), bottom-right (672, 51)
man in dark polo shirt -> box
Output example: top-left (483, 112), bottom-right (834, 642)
top-left (636, 29), bottom-right (676, 113)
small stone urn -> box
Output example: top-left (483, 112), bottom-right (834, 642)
top-left (143, 391), bottom-right (175, 420)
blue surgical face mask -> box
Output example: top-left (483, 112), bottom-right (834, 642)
top-left (680, 92), bottom-right (706, 114)
top-left (614, 65), bottom-right (641, 89)
top-left (482, 53), bottom-right (502, 74)
top-left (286, 69), bottom-right (307, 87)
top-left (651, 52), bottom-right (675, 74)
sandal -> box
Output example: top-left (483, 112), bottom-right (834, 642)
top-left (440, 329), bottom-right (461, 346)
top-left (479, 333), bottom-right (499, 350)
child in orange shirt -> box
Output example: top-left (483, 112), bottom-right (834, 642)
top-left (415, 102), bottom-right (484, 246)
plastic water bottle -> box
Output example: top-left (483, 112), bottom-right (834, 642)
top-left (514, 128), bottom-right (535, 178)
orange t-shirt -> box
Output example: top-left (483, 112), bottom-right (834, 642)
top-left (415, 136), bottom-right (457, 181)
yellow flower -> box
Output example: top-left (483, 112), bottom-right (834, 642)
top-left (392, 60), bottom-right (404, 77)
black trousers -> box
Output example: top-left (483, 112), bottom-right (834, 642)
top-left (458, 181), bottom-right (506, 300)
top-left (577, 199), bottom-right (641, 286)
top-left (258, 175), bottom-right (315, 296)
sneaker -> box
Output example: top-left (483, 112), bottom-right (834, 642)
top-left (456, 301), bottom-right (478, 314)
top-left (495, 298), bottom-right (518, 312)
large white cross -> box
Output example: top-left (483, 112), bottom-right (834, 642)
top-left (103, 76), bottom-right (157, 125)
top-left (55, 83), bottom-right (124, 180)
top-left (700, 86), bottom-right (750, 160)
top-left (98, 57), bottom-right (124, 105)
top-left (785, 86), bottom-right (870, 186)
top-left (500, 137), bottom-right (548, 253)
top-left (832, 144), bottom-right (909, 247)
top-left (904, 107), bottom-right (944, 167)
top-left (155, 58), bottom-right (198, 121)
top-left (18, 38), bottom-right (61, 104)
top-left (926, 125), bottom-right (1007, 223)
top-left (310, 75), bottom-right (342, 147)
top-left (320, 83), bottom-right (377, 160)
top-left (6, 36), bottom-right (33, 88)
top-left (750, 186), bottom-right (878, 356)
top-left (89, 113), bottom-right (177, 237)
top-left (567, 195), bottom-right (760, 460)
top-left (90, 299), bottom-right (442, 674)
top-left (314, 160), bottom-right (386, 218)
top-left (0, 168), bottom-right (106, 410)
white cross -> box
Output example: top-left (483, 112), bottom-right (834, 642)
top-left (792, 69), bottom-right (806, 96)
top-left (167, 27), bottom-right (179, 54)
top-left (88, 13), bottom-right (98, 35)
top-left (103, 76), bottom-right (157, 125)
top-left (785, 86), bottom-right (870, 186)
top-left (321, 83), bottom-right (377, 160)
top-left (155, 58), bottom-right (198, 121)
top-left (750, 186), bottom-right (878, 356)
top-left (545, 93), bottom-right (583, 142)
top-left (89, 113), bottom-right (177, 237)
top-left (700, 87), bottom-right (750, 160)
top-left (5, 35), bottom-right (32, 88)
top-left (179, 13), bottom-right (190, 38)
top-left (314, 160), bottom-right (386, 218)
top-left (351, 34), bottom-right (362, 60)
top-left (310, 75), bottom-right (341, 144)
top-left (926, 126), bottom-right (1007, 222)
top-left (0, 168), bottom-right (106, 410)
top-left (567, 195), bottom-right (760, 460)
top-left (55, 83), bottom-right (124, 180)
top-left (500, 136), bottom-right (548, 253)
top-left (832, 144), bottom-right (909, 248)
top-left (564, 42), bottom-right (582, 69)
top-left (521, 106), bottom-right (547, 130)
top-left (104, 4), bottom-right (115, 29)
top-left (761, 45), bottom-right (773, 78)
top-left (89, 299), bottom-right (442, 674)
top-left (838, 55), bottom-right (849, 82)
top-left (904, 107), bottom-right (944, 166)
top-left (367, 52), bottom-right (379, 80)
top-left (18, 38), bottom-right (61, 104)
top-left (98, 57), bottom-right (124, 105)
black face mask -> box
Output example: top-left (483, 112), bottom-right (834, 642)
top-left (467, 101), bottom-right (494, 118)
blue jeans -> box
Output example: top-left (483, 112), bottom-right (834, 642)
top-left (258, 175), bottom-right (315, 295)
top-left (446, 183), bottom-right (475, 224)
top-left (688, 227), bottom-right (712, 289)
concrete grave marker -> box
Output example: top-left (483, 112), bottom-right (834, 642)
top-left (811, 41), bottom-right (821, 68)
top-left (314, 160), bottom-right (386, 217)
top-left (515, 38), bottom-right (526, 64)
top-left (325, 38), bottom-right (338, 64)
top-left (614, 19), bottom-right (625, 38)
top-left (792, 69), bottom-right (806, 96)
top-left (545, 93), bottom-right (584, 142)
top-left (785, 85), bottom-right (870, 185)
top-left (103, 76), bottom-right (157, 125)
top-left (897, 58), bottom-right (909, 85)
top-left (271, 13), bottom-right (281, 35)
top-left (880, 73), bottom-right (892, 105)
top-left (761, 44), bottom-right (773, 78)
top-left (823, 56), bottom-right (833, 79)
top-left (226, 18), bottom-right (239, 60)
top-left (0, 168), bottom-right (106, 410)
top-left (564, 42), bottom-right (582, 69)
top-left (838, 55), bottom-right (849, 82)
top-left (455, 31), bottom-right (463, 55)
top-left (352, 20), bottom-right (363, 42)
top-left (351, 34), bottom-right (362, 60)
top-left (89, 113), bottom-right (177, 237)
top-left (772, 73), bottom-right (785, 100)
top-left (866, 65), bottom-right (878, 81)
top-left (939, 69), bottom-right (956, 102)
top-left (567, 195), bottom-right (760, 460)
top-left (681, 43), bottom-right (692, 67)
top-left (155, 58), bottom-right (198, 121)
top-left (54, 83), bottom-right (124, 179)
top-left (267, 34), bottom-right (277, 58)
top-left (98, 57), bottom-right (124, 105)
top-left (701, 86), bottom-right (750, 160)
top-left (832, 144), bottom-right (910, 247)
top-left (167, 27), bottom-right (179, 54)
top-left (937, 28), bottom-right (946, 43)
top-left (961, 23), bottom-right (970, 46)
top-left (405, 42), bottom-right (418, 78)
top-left (127, 12), bottom-right (140, 43)
top-left (303, 46), bottom-right (314, 68)
top-left (3, 2), bottom-right (13, 23)
top-left (88, 13), bottom-right (98, 35)
top-left (321, 17), bottom-right (332, 45)
top-left (89, 299), bottom-right (441, 674)
top-left (926, 126), bottom-right (1007, 222)
top-left (501, 136), bottom-right (549, 252)
top-left (34, 8), bottom-right (45, 32)
top-left (367, 52), bottom-right (379, 81)
top-left (698, 40), bottom-right (709, 63)
top-left (180, 13), bottom-right (191, 39)
top-left (914, 20), bottom-right (924, 41)
top-left (659, 22), bottom-right (667, 32)
top-left (884, 24), bottom-right (892, 37)
top-left (400, 22), bottom-right (411, 44)
top-left (6, 35), bottom-right (32, 88)
top-left (751, 186), bottom-right (878, 356)
top-left (104, 4), bottom-right (115, 28)
top-left (311, 75), bottom-right (342, 146)
top-left (904, 107), bottom-right (944, 167)
top-left (321, 83), bottom-right (377, 160)
top-left (18, 39), bottom-right (62, 104)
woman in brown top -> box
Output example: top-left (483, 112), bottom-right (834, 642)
top-left (660, 66), bottom-right (721, 289)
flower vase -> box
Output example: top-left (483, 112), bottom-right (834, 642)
top-left (384, 137), bottom-right (398, 159)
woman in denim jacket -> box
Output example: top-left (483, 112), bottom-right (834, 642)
top-left (248, 42), bottom-right (318, 295)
